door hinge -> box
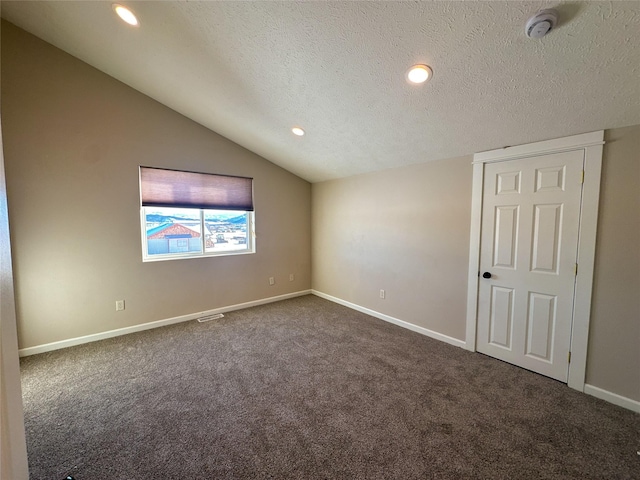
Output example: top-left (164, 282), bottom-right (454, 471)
top-left (580, 170), bottom-right (585, 184)
top-left (568, 351), bottom-right (572, 364)
top-left (574, 263), bottom-right (578, 275)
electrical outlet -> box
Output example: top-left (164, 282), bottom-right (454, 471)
top-left (269, 277), bottom-right (275, 286)
top-left (115, 300), bottom-right (125, 311)
top-left (289, 273), bottom-right (294, 281)
top-left (380, 289), bottom-right (385, 299)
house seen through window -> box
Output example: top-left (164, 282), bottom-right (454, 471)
top-left (140, 167), bottom-right (254, 261)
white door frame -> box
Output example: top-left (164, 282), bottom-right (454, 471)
top-left (465, 131), bottom-right (604, 392)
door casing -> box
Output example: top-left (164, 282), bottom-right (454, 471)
top-left (465, 131), bottom-right (604, 392)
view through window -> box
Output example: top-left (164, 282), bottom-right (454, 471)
top-left (142, 207), bottom-right (253, 260)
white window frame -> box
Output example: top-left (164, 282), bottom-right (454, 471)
top-left (141, 208), bottom-right (255, 262)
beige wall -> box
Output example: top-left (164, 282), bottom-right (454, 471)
top-left (586, 125), bottom-right (640, 401)
top-left (1, 22), bottom-right (311, 350)
top-left (312, 127), bottom-right (640, 403)
top-left (312, 156), bottom-right (472, 341)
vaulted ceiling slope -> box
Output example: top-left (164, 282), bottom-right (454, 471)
top-left (1, 1), bottom-right (639, 183)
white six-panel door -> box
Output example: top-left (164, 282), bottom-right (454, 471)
top-left (476, 150), bottom-right (584, 382)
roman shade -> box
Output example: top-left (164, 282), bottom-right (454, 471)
top-left (140, 166), bottom-right (254, 211)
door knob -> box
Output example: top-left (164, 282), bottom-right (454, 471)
top-left (482, 272), bottom-right (492, 279)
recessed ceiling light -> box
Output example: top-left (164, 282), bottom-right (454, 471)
top-left (291, 127), bottom-right (305, 136)
top-left (406, 64), bottom-right (433, 84)
top-left (113, 4), bottom-right (139, 26)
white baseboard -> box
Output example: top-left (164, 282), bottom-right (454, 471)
top-left (311, 290), bottom-right (466, 349)
top-left (584, 384), bottom-right (640, 413)
top-left (19, 290), bottom-right (312, 357)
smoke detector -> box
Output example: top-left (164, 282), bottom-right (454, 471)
top-left (525, 9), bottom-right (558, 38)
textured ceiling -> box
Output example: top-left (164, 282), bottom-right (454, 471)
top-left (1, 1), bottom-right (639, 182)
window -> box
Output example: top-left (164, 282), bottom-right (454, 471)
top-left (140, 167), bottom-right (254, 261)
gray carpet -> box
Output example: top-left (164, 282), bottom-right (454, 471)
top-left (20, 295), bottom-right (639, 479)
